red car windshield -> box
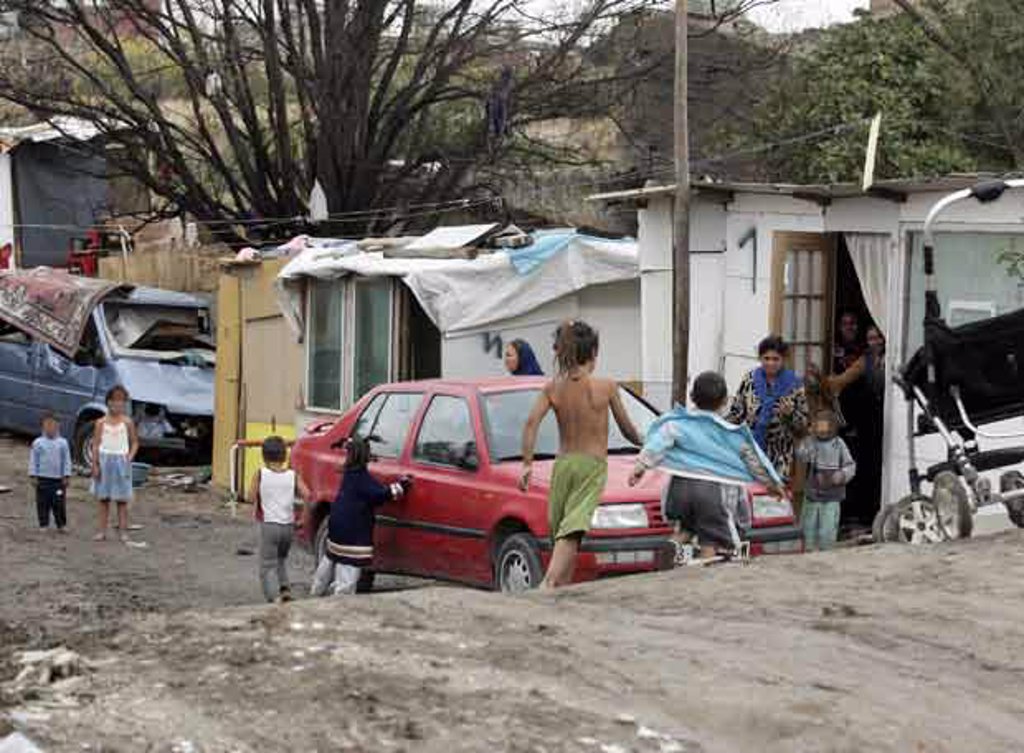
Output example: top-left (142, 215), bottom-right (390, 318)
top-left (482, 387), bottom-right (658, 463)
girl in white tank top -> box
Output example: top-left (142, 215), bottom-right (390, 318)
top-left (92, 385), bottom-right (139, 543)
top-left (99, 420), bottom-right (130, 455)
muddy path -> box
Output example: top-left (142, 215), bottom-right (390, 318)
top-left (4, 434), bottom-right (1024, 752)
top-left (0, 436), bottom-right (417, 658)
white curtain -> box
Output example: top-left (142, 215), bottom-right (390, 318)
top-left (844, 233), bottom-right (891, 336)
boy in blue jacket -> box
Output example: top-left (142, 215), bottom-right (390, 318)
top-left (311, 437), bottom-right (410, 596)
top-left (29, 413), bottom-right (73, 531)
top-left (629, 371), bottom-right (783, 560)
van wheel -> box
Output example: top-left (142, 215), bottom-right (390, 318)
top-left (495, 533), bottom-right (543, 593)
top-left (73, 419), bottom-right (98, 470)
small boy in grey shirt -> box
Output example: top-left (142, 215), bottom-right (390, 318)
top-left (29, 413), bottom-right (73, 532)
top-left (797, 410), bottom-right (856, 551)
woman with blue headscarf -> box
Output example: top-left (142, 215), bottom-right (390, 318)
top-left (504, 339), bottom-right (544, 376)
top-left (727, 335), bottom-right (808, 481)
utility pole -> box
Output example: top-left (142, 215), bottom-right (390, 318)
top-left (672, 0), bottom-right (690, 405)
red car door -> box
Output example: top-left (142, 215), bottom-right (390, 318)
top-left (399, 392), bottom-right (490, 583)
top-left (349, 390), bottom-right (424, 574)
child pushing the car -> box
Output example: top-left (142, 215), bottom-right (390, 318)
top-left (311, 436), bottom-right (410, 596)
top-left (629, 371), bottom-right (784, 561)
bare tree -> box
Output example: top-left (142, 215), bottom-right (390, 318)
top-left (0, 1), bottom-right (776, 237)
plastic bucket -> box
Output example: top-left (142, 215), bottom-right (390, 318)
top-left (131, 462), bottom-right (151, 488)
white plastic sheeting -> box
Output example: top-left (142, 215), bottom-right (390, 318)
top-left (275, 235), bottom-right (638, 338)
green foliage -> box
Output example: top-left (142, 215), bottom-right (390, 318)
top-left (997, 240), bottom-right (1024, 282)
top-left (734, 13), bottom-right (987, 184)
top-left (916, 0), bottom-right (1024, 168)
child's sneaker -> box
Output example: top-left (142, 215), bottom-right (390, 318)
top-left (672, 541), bottom-right (695, 567)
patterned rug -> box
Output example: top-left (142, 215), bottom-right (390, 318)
top-left (0, 268), bottom-right (128, 357)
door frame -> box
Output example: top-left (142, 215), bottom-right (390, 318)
top-left (769, 231), bottom-right (838, 373)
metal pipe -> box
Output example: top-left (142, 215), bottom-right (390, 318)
top-left (906, 397), bottom-right (920, 494)
top-left (913, 386), bottom-right (981, 509)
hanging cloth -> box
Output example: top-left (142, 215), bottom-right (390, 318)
top-left (844, 233), bottom-right (891, 335)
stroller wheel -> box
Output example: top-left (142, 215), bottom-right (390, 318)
top-left (1007, 501), bottom-right (1024, 529)
top-left (999, 471), bottom-right (1024, 528)
top-left (873, 496), bottom-right (926, 543)
top-left (933, 472), bottom-right (974, 540)
top-left (894, 496), bottom-right (947, 545)
top-left (872, 503), bottom-right (898, 543)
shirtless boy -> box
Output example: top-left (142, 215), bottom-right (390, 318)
top-left (519, 320), bottom-right (643, 589)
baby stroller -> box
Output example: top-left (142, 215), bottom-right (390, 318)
top-left (876, 179), bottom-right (1024, 544)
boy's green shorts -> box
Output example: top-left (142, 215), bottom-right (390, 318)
top-left (548, 454), bottom-right (608, 541)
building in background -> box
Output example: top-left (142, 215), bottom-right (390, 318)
top-left (589, 174), bottom-right (1024, 520)
top-left (214, 230), bottom-right (644, 498)
top-left (0, 118), bottom-right (152, 272)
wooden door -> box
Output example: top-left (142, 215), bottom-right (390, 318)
top-left (770, 233), bottom-right (835, 376)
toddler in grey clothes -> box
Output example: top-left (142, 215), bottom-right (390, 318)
top-left (797, 410), bottom-right (856, 551)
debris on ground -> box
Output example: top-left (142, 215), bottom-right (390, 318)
top-left (0, 731), bottom-right (45, 753)
top-left (3, 433), bottom-right (1024, 752)
top-left (13, 649), bottom-right (87, 687)
top-left (155, 471), bottom-right (208, 494)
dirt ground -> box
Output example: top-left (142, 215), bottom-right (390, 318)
top-left (4, 435), bottom-right (1024, 752)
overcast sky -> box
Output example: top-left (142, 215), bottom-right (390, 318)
top-left (747, 0), bottom-right (869, 31)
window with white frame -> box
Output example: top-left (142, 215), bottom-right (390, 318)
top-left (307, 278), bottom-right (344, 411)
top-left (353, 277), bottom-right (393, 400)
top-left (906, 232), bottom-right (1024, 356)
top-left (305, 276), bottom-right (395, 411)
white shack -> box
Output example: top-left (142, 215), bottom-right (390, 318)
top-left (273, 229), bottom-right (644, 423)
top-left (589, 175), bottom-right (1024, 512)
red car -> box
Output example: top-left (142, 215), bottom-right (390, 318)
top-left (292, 377), bottom-right (802, 593)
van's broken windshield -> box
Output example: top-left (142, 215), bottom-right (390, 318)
top-left (104, 304), bottom-right (214, 359)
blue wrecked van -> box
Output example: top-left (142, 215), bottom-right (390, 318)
top-left (0, 270), bottom-right (214, 465)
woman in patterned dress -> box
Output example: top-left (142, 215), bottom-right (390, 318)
top-left (727, 335), bottom-right (809, 482)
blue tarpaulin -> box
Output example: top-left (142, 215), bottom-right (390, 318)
top-left (508, 231), bottom-right (633, 276)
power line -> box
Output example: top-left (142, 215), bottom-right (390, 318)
top-left (510, 117), bottom-right (878, 201)
top-left (0, 198), bottom-right (500, 235)
top-left (0, 118), bottom-right (880, 237)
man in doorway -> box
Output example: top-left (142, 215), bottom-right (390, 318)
top-left (833, 311), bottom-right (864, 375)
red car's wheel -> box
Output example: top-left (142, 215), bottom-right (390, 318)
top-left (495, 533), bottom-right (543, 593)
